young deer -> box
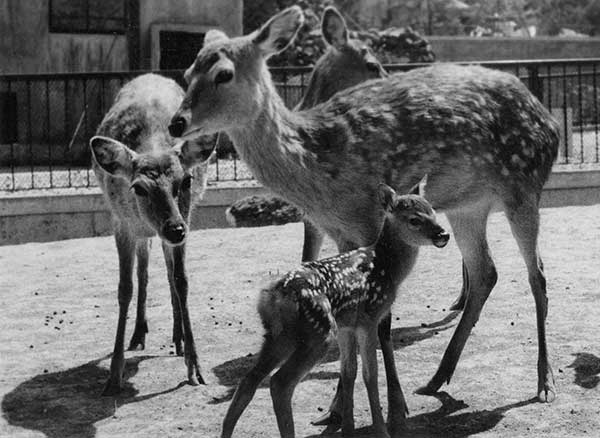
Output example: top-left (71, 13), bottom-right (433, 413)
top-left (90, 73), bottom-right (216, 395)
top-left (169, 5), bottom-right (559, 418)
top-left (222, 182), bottom-right (450, 438)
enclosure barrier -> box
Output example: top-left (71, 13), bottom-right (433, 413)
top-left (1, 59), bottom-right (599, 191)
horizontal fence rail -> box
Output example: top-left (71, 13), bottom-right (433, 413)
top-left (1, 59), bottom-right (599, 191)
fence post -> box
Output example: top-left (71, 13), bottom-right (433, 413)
top-left (527, 64), bottom-right (544, 102)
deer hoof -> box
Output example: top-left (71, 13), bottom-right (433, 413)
top-left (175, 341), bottom-right (184, 356)
top-left (414, 383), bottom-right (439, 396)
top-left (101, 378), bottom-right (122, 396)
top-left (449, 294), bottom-right (466, 311)
top-left (311, 410), bottom-right (341, 428)
top-left (538, 386), bottom-right (556, 403)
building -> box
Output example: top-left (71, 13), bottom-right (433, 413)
top-left (0, 0), bottom-right (243, 74)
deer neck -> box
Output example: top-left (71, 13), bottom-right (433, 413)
top-left (226, 79), bottom-right (320, 203)
top-left (373, 220), bottom-right (419, 285)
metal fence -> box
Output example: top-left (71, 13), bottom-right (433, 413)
top-left (1, 58), bottom-right (599, 192)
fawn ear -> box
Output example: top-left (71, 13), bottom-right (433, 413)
top-left (253, 6), bottom-right (304, 58)
top-left (408, 175), bottom-right (428, 197)
top-left (378, 183), bottom-right (397, 212)
top-left (90, 136), bottom-right (136, 178)
top-left (322, 7), bottom-right (348, 48)
top-left (204, 29), bottom-right (229, 46)
top-left (175, 133), bottom-right (218, 169)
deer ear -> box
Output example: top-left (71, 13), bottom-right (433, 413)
top-left (253, 6), bottom-right (304, 58)
top-left (408, 175), bottom-right (428, 196)
top-left (90, 136), bottom-right (136, 178)
top-left (322, 7), bottom-right (348, 48)
top-left (175, 133), bottom-right (219, 169)
top-left (204, 29), bottom-right (229, 46)
top-left (378, 183), bottom-right (397, 212)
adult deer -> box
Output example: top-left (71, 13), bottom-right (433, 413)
top-left (169, 4), bottom-right (558, 421)
top-left (222, 182), bottom-right (450, 438)
top-left (91, 73), bottom-right (216, 395)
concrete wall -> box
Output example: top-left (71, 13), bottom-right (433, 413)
top-left (0, 0), bottom-right (128, 74)
top-left (429, 36), bottom-right (600, 62)
top-left (1, 169), bottom-right (599, 246)
top-left (138, 0), bottom-right (243, 69)
top-left (0, 0), bottom-right (242, 74)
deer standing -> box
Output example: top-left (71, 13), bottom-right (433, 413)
top-left (222, 182), bottom-right (450, 438)
top-left (90, 73), bottom-right (216, 395)
top-left (169, 5), bottom-right (558, 422)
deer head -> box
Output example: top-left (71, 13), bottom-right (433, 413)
top-left (168, 6), bottom-right (304, 139)
top-left (90, 135), bottom-right (216, 245)
top-left (378, 180), bottom-right (450, 249)
top-left (299, 7), bottom-right (386, 108)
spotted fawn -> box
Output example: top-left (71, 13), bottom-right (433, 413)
top-left (170, 5), bottom-right (559, 408)
top-left (221, 181), bottom-right (449, 438)
top-left (90, 73), bottom-right (216, 395)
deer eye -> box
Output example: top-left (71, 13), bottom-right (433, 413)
top-left (131, 182), bottom-right (148, 197)
top-left (214, 69), bottom-right (234, 86)
top-left (408, 217), bottom-right (422, 227)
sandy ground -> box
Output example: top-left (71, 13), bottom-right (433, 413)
top-left (1, 205), bottom-right (599, 438)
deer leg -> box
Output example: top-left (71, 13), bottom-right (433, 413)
top-left (417, 207), bottom-right (497, 395)
top-left (301, 219), bottom-right (325, 262)
top-left (164, 244), bottom-right (184, 356)
top-left (271, 339), bottom-right (330, 438)
top-left (222, 334), bottom-right (293, 438)
top-left (129, 238), bottom-right (150, 351)
top-left (103, 226), bottom-right (136, 396)
top-left (312, 240), bottom-right (359, 430)
top-left (378, 313), bottom-right (408, 435)
top-left (336, 328), bottom-right (358, 436)
top-left (357, 325), bottom-right (390, 438)
top-left (506, 199), bottom-right (555, 402)
top-left (162, 242), bottom-right (204, 385)
top-left (449, 261), bottom-right (469, 311)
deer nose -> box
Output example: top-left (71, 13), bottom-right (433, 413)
top-left (162, 221), bottom-right (187, 245)
top-left (168, 116), bottom-right (187, 138)
top-left (432, 231), bottom-right (450, 248)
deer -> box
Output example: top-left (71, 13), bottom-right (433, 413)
top-left (222, 182), bottom-right (450, 438)
top-left (90, 73), bottom-right (216, 395)
top-left (168, 5), bottom-right (559, 427)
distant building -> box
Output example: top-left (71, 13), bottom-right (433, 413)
top-left (0, 0), bottom-right (243, 74)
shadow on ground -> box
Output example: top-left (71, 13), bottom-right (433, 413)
top-left (304, 392), bottom-right (536, 438)
top-left (568, 352), bottom-right (600, 389)
top-left (210, 312), bottom-right (460, 404)
top-left (2, 354), bottom-right (184, 438)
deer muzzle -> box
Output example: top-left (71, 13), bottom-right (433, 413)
top-left (432, 230), bottom-right (450, 248)
top-left (162, 220), bottom-right (187, 245)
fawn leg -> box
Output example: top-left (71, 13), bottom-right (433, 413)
top-left (312, 239), bottom-right (360, 428)
top-left (164, 243), bottom-right (184, 356)
top-left (357, 325), bottom-right (390, 438)
top-left (271, 340), bottom-right (330, 438)
top-left (103, 226), bottom-right (136, 396)
top-left (301, 219), bottom-right (325, 262)
top-left (129, 238), bottom-right (150, 350)
top-left (449, 261), bottom-right (469, 311)
top-left (337, 328), bottom-right (358, 436)
top-left (162, 242), bottom-right (204, 385)
top-left (417, 207), bottom-right (497, 395)
top-left (506, 198), bottom-right (555, 402)
top-left (222, 334), bottom-right (292, 438)
top-left (378, 313), bottom-right (408, 435)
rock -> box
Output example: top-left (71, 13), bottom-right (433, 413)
top-left (226, 195), bottom-right (304, 228)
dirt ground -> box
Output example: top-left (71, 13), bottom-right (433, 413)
top-left (1, 205), bottom-right (599, 438)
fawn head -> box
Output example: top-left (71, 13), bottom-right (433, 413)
top-left (378, 180), bottom-right (449, 249)
top-left (90, 135), bottom-right (216, 245)
top-left (299, 7), bottom-right (385, 108)
top-left (168, 6), bottom-right (304, 139)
